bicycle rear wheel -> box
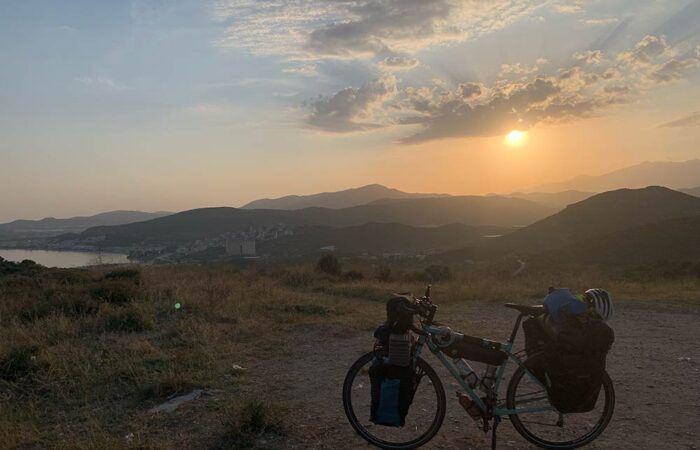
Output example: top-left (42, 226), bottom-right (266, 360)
top-left (342, 352), bottom-right (446, 450)
top-left (506, 359), bottom-right (615, 449)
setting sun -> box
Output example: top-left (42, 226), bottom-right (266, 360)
top-left (506, 130), bottom-right (526, 146)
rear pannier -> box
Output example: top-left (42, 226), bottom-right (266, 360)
top-left (523, 316), bottom-right (614, 413)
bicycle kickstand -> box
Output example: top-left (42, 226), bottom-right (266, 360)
top-left (491, 416), bottom-right (501, 450)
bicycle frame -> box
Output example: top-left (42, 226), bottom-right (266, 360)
top-left (413, 321), bottom-right (554, 418)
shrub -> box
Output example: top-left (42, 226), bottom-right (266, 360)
top-left (282, 270), bottom-right (314, 288)
top-left (104, 268), bottom-right (141, 284)
top-left (376, 265), bottom-right (392, 282)
top-left (91, 281), bottom-right (138, 305)
top-left (284, 304), bottom-right (330, 316)
top-left (316, 253), bottom-right (342, 276)
top-left (424, 264), bottom-right (452, 282)
top-left (0, 346), bottom-right (39, 382)
top-left (105, 306), bottom-right (154, 332)
top-left (342, 270), bottom-right (364, 281)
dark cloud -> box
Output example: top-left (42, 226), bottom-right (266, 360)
top-left (377, 55), bottom-right (420, 71)
top-left (304, 75), bottom-right (397, 132)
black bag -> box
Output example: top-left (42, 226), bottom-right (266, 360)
top-left (522, 317), bottom-right (552, 358)
top-left (385, 294), bottom-right (415, 333)
top-left (437, 334), bottom-right (507, 366)
top-left (543, 318), bottom-right (614, 413)
top-left (369, 360), bottom-right (420, 427)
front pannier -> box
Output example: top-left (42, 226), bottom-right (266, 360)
top-left (369, 361), bottom-right (419, 427)
top-left (438, 334), bottom-right (507, 366)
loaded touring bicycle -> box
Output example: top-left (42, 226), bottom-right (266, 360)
top-left (342, 286), bottom-right (615, 449)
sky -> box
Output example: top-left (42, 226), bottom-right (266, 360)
top-left (1, 0), bottom-right (700, 222)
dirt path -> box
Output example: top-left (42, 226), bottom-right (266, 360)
top-left (253, 300), bottom-right (700, 449)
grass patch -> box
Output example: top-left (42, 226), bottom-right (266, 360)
top-left (284, 304), bottom-right (330, 316)
top-left (104, 305), bottom-right (154, 332)
top-left (213, 400), bottom-right (286, 449)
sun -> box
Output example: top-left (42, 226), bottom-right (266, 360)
top-left (505, 130), bottom-right (526, 146)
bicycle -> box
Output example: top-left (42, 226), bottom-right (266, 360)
top-left (342, 286), bottom-right (615, 449)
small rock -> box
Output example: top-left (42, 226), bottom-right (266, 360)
top-left (124, 432), bottom-right (134, 441)
top-left (678, 357), bottom-right (692, 362)
top-left (149, 389), bottom-right (207, 413)
top-left (232, 364), bottom-right (247, 372)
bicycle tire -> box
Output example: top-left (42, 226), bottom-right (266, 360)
top-left (506, 359), bottom-right (615, 449)
top-left (342, 352), bottom-right (446, 450)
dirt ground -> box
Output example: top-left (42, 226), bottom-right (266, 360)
top-left (252, 299), bottom-right (700, 449)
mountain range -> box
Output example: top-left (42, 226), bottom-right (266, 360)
top-left (0, 211), bottom-right (172, 239)
top-left (241, 184), bottom-right (449, 210)
top-left (67, 195), bottom-right (554, 248)
top-left (532, 159), bottom-right (700, 193)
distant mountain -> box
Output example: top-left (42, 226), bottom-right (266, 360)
top-left (258, 223), bottom-right (512, 256)
top-left (496, 186), bottom-right (700, 253)
top-left (504, 191), bottom-right (595, 209)
top-left (680, 186), bottom-right (700, 198)
top-left (68, 196), bottom-right (555, 248)
top-left (531, 160), bottom-right (700, 193)
top-left (537, 215), bottom-right (700, 265)
top-left (0, 211), bottom-right (172, 237)
top-left (241, 184), bottom-right (449, 210)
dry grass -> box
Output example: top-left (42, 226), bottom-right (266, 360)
top-left (0, 258), bottom-right (698, 449)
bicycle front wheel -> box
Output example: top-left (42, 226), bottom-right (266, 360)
top-left (506, 358), bottom-right (615, 449)
top-left (342, 352), bottom-right (446, 450)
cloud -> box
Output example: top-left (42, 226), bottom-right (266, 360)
top-left (395, 35), bottom-right (698, 143)
top-left (553, 1), bottom-right (584, 14)
top-left (573, 50), bottom-right (603, 65)
top-left (617, 35), bottom-right (673, 67)
top-left (304, 75), bottom-right (398, 132)
top-left (298, 34), bottom-right (700, 143)
top-left (283, 64), bottom-right (319, 76)
top-left (580, 18), bottom-right (618, 27)
top-left (377, 55), bottom-right (420, 71)
top-left (647, 56), bottom-right (699, 83)
top-left (75, 77), bottom-right (125, 89)
top-left (213, 0), bottom-right (549, 59)
top-left (658, 111), bottom-right (700, 128)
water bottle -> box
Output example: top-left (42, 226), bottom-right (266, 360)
top-left (454, 358), bottom-right (478, 388)
top-left (481, 365), bottom-right (498, 391)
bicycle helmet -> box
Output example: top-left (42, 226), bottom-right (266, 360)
top-left (584, 288), bottom-right (613, 321)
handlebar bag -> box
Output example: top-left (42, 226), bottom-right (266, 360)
top-left (385, 295), bottom-right (415, 334)
top-left (369, 358), bottom-right (420, 427)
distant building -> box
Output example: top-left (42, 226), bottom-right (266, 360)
top-left (226, 239), bottom-right (256, 256)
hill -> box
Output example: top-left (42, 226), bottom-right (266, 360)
top-left (495, 186), bottom-right (700, 253)
top-left (503, 190), bottom-right (595, 209)
top-left (0, 210), bottom-right (172, 238)
top-left (257, 223), bottom-right (510, 256)
top-left (241, 184), bottom-right (449, 210)
top-left (532, 160), bottom-right (700, 193)
top-left (68, 196), bottom-right (554, 248)
top-left (536, 215), bottom-right (700, 265)
top-left (680, 186), bottom-right (700, 197)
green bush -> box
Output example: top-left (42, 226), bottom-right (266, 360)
top-left (0, 346), bottom-right (39, 382)
top-left (316, 253), bottom-right (342, 276)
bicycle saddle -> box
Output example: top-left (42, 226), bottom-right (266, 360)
top-left (504, 303), bottom-right (546, 317)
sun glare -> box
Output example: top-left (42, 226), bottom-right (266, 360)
top-left (505, 130), bottom-right (526, 146)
